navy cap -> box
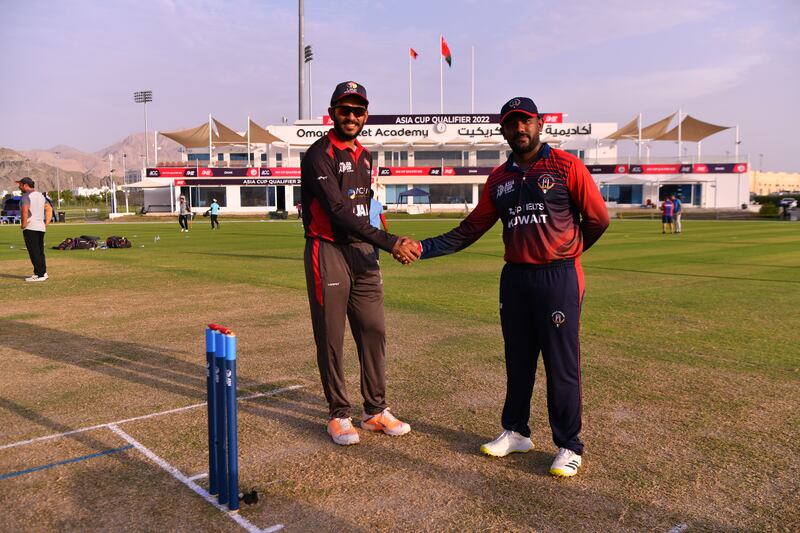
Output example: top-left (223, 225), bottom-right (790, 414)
top-left (330, 81), bottom-right (369, 107)
top-left (15, 177), bottom-right (35, 187)
top-left (499, 97), bottom-right (539, 124)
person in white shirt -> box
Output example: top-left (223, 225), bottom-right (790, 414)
top-left (16, 177), bottom-right (52, 282)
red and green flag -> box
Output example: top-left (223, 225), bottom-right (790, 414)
top-left (440, 36), bottom-right (452, 67)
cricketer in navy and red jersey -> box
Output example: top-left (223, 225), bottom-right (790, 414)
top-left (420, 143), bottom-right (609, 267)
top-left (418, 104), bottom-right (609, 461)
top-left (661, 198), bottom-right (675, 218)
top-left (301, 130), bottom-right (397, 252)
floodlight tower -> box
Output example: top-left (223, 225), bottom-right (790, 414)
top-left (134, 90), bottom-right (153, 166)
top-left (304, 45), bottom-right (314, 118)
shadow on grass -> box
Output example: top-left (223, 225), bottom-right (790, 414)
top-left (182, 252), bottom-right (302, 262)
top-left (586, 265), bottom-right (800, 284)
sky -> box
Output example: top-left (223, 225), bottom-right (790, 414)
top-left (1, 0), bottom-right (799, 171)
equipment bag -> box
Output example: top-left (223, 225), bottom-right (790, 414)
top-left (106, 236), bottom-right (132, 248)
top-left (74, 237), bottom-right (98, 249)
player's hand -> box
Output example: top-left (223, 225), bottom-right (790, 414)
top-left (392, 237), bottom-right (421, 265)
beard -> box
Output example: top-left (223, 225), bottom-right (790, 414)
top-left (332, 118), bottom-right (364, 141)
top-left (508, 133), bottom-right (540, 156)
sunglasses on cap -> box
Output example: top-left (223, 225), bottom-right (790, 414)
top-left (333, 105), bottom-right (367, 118)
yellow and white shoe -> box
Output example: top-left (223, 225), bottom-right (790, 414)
top-left (327, 417), bottom-right (360, 446)
top-left (361, 409), bottom-right (411, 436)
top-left (549, 447), bottom-right (582, 477)
top-left (480, 430), bottom-right (533, 457)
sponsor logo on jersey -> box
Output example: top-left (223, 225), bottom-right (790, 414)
top-left (339, 161), bottom-right (354, 173)
top-left (496, 180), bottom-right (515, 198)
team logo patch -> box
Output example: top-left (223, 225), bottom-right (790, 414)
top-left (339, 161), bottom-right (353, 173)
top-left (345, 81), bottom-right (359, 92)
top-left (551, 311), bottom-right (566, 328)
top-left (538, 174), bottom-right (555, 193)
top-left (347, 188), bottom-right (356, 199)
top-left (508, 98), bottom-right (521, 108)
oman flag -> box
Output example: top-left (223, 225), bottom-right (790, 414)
top-left (409, 47), bottom-right (419, 60)
top-left (440, 36), bottom-right (452, 67)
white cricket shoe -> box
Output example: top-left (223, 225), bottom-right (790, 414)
top-left (25, 274), bottom-right (48, 282)
top-left (480, 430), bottom-right (533, 457)
top-left (327, 417), bottom-right (360, 446)
top-left (549, 447), bottom-right (582, 477)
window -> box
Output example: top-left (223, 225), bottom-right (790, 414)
top-left (188, 153), bottom-right (209, 161)
top-left (299, 151), bottom-right (306, 162)
top-left (565, 149), bottom-right (585, 160)
top-left (292, 186), bottom-right (302, 206)
top-left (599, 185), bottom-right (642, 204)
top-left (428, 184), bottom-right (473, 204)
top-left (261, 153), bottom-right (267, 162)
top-left (477, 151), bottom-right (501, 165)
top-left (230, 153), bottom-right (248, 161)
top-left (384, 185), bottom-right (407, 204)
top-left (275, 153), bottom-right (283, 168)
top-left (386, 151), bottom-right (408, 166)
top-left (217, 153), bottom-right (224, 161)
top-left (414, 150), bottom-right (463, 167)
top-left (240, 187), bottom-right (267, 207)
top-left (194, 187), bottom-right (227, 207)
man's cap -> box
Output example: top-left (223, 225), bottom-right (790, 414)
top-left (499, 97), bottom-right (539, 124)
top-left (15, 177), bottom-right (35, 187)
top-left (330, 81), bottom-right (369, 107)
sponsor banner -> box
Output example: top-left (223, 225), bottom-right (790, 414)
top-left (146, 167), bottom-right (199, 178)
top-left (175, 177), bottom-right (300, 186)
top-left (587, 165), bottom-right (628, 174)
top-left (377, 166), bottom-right (495, 177)
top-left (589, 163), bottom-right (749, 175)
top-left (323, 113), bottom-right (564, 126)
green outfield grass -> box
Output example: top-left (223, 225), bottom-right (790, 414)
top-left (0, 218), bottom-right (798, 531)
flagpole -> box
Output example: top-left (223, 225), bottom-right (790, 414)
top-left (677, 108), bottom-right (683, 160)
top-left (439, 35), bottom-right (444, 113)
top-left (247, 116), bottom-right (251, 167)
top-left (637, 112), bottom-right (642, 160)
top-left (409, 50), bottom-right (413, 114)
top-left (471, 46), bottom-right (475, 113)
top-left (208, 113), bottom-right (212, 166)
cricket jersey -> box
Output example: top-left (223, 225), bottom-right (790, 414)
top-left (661, 200), bottom-right (674, 217)
top-left (301, 130), bottom-right (397, 252)
top-left (420, 144), bottom-right (609, 264)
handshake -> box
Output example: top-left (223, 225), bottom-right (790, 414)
top-left (391, 237), bottom-right (422, 265)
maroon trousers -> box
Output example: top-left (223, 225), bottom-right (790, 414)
top-left (304, 238), bottom-right (388, 419)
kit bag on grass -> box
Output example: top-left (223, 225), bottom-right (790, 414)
top-left (106, 236), bottom-right (132, 248)
top-left (55, 237), bottom-right (75, 250)
top-left (74, 236), bottom-right (98, 249)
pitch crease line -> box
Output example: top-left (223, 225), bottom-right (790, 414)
top-left (0, 385), bottom-right (305, 451)
top-left (109, 425), bottom-right (283, 533)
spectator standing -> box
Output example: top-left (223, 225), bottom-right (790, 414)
top-left (16, 177), bottom-right (52, 282)
top-left (672, 194), bottom-right (683, 233)
top-left (178, 195), bottom-right (191, 232)
top-left (660, 196), bottom-right (674, 234)
top-left (209, 198), bottom-right (220, 229)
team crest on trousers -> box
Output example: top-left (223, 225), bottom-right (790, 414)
top-left (538, 174), bottom-right (555, 193)
top-left (551, 311), bottom-right (566, 327)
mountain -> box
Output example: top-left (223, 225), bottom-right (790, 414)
top-left (0, 147), bottom-right (94, 192)
top-left (94, 132), bottom-right (183, 175)
top-left (18, 133), bottom-right (184, 183)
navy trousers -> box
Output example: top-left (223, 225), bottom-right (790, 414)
top-left (499, 259), bottom-right (584, 455)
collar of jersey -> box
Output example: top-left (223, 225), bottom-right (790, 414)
top-left (506, 143), bottom-right (551, 173)
top-left (327, 129), bottom-right (363, 152)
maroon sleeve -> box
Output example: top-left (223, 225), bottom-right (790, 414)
top-left (567, 160), bottom-right (610, 252)
top-left (420, 180), bottom-right (499, 259)
top-left (302, 148), bottom-right (398, 251)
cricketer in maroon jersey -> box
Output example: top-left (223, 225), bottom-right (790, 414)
top-left (405, 97), bottom-right (609, 477)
